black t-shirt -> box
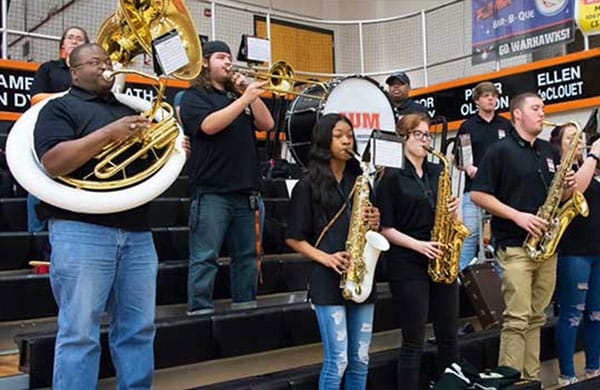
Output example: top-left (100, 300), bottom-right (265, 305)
top-left (34, 86), bottom-right (149, 231)
top-left (471, 129), bottom-right (557, 248)
top-left (559, 174), bottom-right (600, 255)
top-left (377, 160), bottom-right (441, 281)
top-left (30, 59), bottom-right (72, 95)
top-left (396, 99), bottom-right (429, 117)
top-left (179, 86), bottom-right (262, 194)
top-left (454, 113), bottom-right (512, 192)
top-left (284, 170), bottom-right (376, 305)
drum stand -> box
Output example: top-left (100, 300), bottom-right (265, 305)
top-left (267, 95), bottom-right (287, 161)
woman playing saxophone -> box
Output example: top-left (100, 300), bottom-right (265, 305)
top-left (550, 125), bottom-right (600, 385)
top-left (377, 113), bottom-right (460, 389)
top-left (285, 113), bottom-right (380, 390)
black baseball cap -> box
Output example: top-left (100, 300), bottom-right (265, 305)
top-left (385, 71), bottom-right (410, 85)
top-left (203, 40), bottom-right (231, 58)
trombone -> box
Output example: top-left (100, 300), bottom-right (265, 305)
top-left (230, 60), bottom-right (329, 100)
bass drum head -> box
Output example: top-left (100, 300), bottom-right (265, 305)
top-left (284, 82), bottom-right (331, 167)
top-left (285, 76), bottom-right (396, 166)
top-left (322, 76), bottom-right (396, 152)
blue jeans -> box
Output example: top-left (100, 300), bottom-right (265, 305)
top-left (187, 192), bottom-right (264, 311)
top-left (27, 193), bottom-right (46, 232)
top-left (314, 304), bottom-right (374, 390)
top-left (49, 219), bottom-right (158, 390)
top-left (555, 255), bottom-right (600, 378)
top-left (459, 192), bottom-right (481, 270)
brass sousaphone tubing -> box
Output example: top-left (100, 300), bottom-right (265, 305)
top-left (57, 69), bottom-right (180, 190)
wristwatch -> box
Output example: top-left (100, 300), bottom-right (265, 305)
top-left (588, 153), bottom-right (600, 165)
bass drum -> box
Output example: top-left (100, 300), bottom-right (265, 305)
top-left (285, 76), bottom-right (396, 166)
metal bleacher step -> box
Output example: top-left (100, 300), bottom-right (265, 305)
top-left (100, 328), bottom-right (407, 390)
top-left (11, 285), bottom-right (393, 388)
top-left (103, 316), bottom-right (579, 390)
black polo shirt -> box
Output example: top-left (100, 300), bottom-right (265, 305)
top-left (30, 59), bottom-right (72, 95)
top-left (559, 175), bottom-right (600, 256)
top-left (284, 170), bottom-right (376, 305)
top-left (471, 129), bottom-right (558, 249)
top-left (34, 85), bottom-right (149, 231)
top-left (453, 113), bottom-right (512, 192)
top-left (396, 99), bottom-right (429, 117)
top-left (377, 160), bottom-right (441, 281)
top-left (179, 86), bottom-right (262, 194)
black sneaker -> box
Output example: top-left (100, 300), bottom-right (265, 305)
top-left (458, 322), bottom-right (475, 336)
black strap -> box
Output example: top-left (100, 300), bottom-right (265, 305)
top-left (535, 147), bottom-right (550, 193)
top-left (409, 163), bottom-right (436, 212)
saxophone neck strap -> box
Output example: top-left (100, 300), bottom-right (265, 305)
top-left (410, 163), bottom-right (436, 212)
top-left (314, 185), bottom-right (356, 249)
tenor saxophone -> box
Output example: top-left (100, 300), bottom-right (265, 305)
top-left (425, 146), bottom-right (471, 284)
top-left (340, 151), bottom-right (390, 303)
top-left (523, 121), bottom-right (589, 262)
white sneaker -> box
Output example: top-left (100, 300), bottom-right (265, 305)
top-left (585, 369), bottom-right (600, 379)
top-left (557, 375), bottom-right (577, 386)
top-left (186, 308), bottom-right (214, 316)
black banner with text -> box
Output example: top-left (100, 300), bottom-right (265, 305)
top-left (0, 64), bottom-right (185, 115)
top-left (412, 54), bottom-right (600, 122)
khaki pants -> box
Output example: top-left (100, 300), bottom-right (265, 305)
top-left (496, 246), bottom-right (557, 380)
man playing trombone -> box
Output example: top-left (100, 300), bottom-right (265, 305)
top-left (180, 40), bottom-right (274, 315)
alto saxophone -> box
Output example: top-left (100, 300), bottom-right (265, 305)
top-left (340, 151), bottom-right (390, 303)
top-left (523, 121), bottom-right (589, 262)
top-left (425, 146), bottom-right (471, 284)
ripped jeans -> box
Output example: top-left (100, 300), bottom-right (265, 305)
top-left (313, 304), bottom-right (374, 390)
top-left (556, 255), bottom-right (600, 378)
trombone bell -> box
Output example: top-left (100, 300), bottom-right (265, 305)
top-left (233, 60), bottom-right (328, 100)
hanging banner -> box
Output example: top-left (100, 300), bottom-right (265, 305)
top-left (411, 50), bottom-right (600, 127)
top-left (575, 0), bottom-right (600, 35)
top-left (472, 0), bottom-right (575, 64)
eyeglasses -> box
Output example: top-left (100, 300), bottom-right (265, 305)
top-left (409, 130), bottom-right (432, 140)
top-left (71, 58), bottom-right (112, 69)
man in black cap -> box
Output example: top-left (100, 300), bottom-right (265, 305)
top-left (180, 40), bottom-right (274, 314)
top-left (385, 71), bottom-right (429, 117)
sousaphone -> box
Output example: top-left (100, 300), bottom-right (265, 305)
top-left (97, 0), bottom-right (201, 80)
top-left (7, 0), bottom-right (201, 213)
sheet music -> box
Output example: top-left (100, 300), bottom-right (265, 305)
top-left (247, 36), bottom-right (271, 63)
top-left (459, 134), bottom-right (474, 168)
top-left (373, 138), bottom-right (403, 169)
top-left (153, 32), bottom-right (189, 76)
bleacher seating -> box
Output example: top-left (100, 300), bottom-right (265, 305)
top-left (0, 232), bottom-right (33, 270)
top-left (0, 198), bottom-right (27, 231)
top-left (0, 167), bottom-right (563, 390)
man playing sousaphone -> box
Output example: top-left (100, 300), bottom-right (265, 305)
top-left (180, 41), bottom-right (274, 315)
top-left (34, 43), bottom-right (160, 389)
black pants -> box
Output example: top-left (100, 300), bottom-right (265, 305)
top-left (389, 279), bottom-right (459, 390)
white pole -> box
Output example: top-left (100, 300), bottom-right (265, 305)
top-left (266, 13), bottom-right (272, 67)
top-left (358, 22), bottom-right (365, 74)
top-left (420, 10), bottom-right (428, 86)
top-left (211, 0), bottom-right (216, 40)
top-left (1, 0), bottom-right (7, 59)
top-left (584, 34), bottom-right (590, 51)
